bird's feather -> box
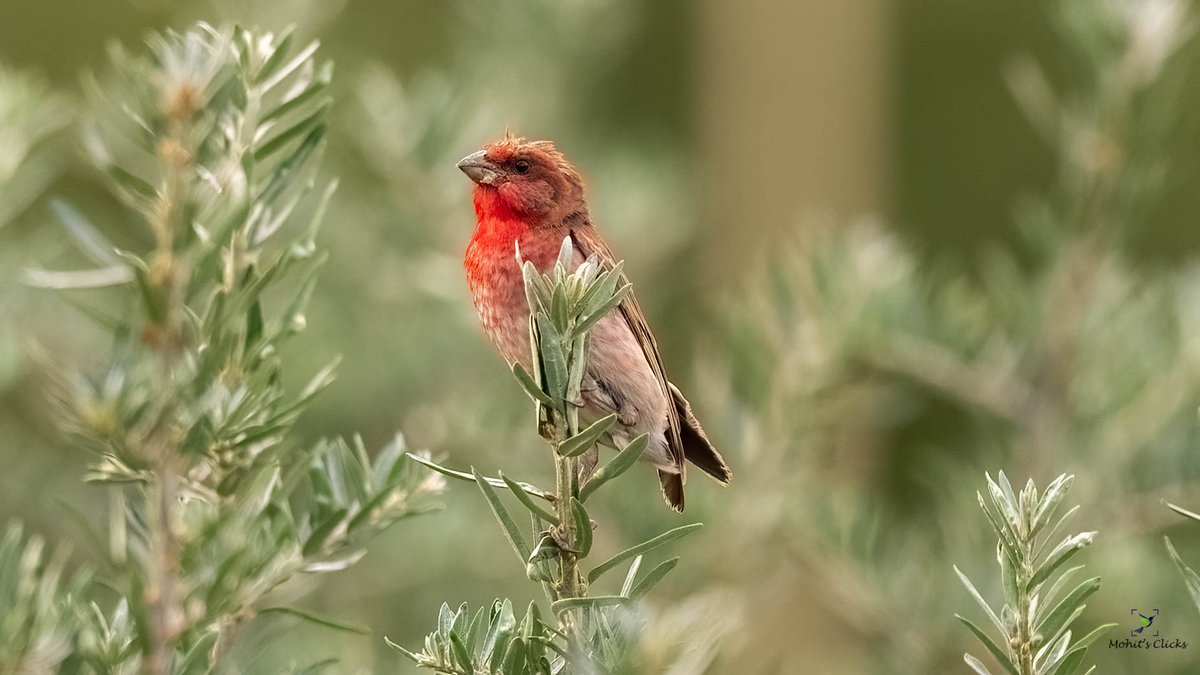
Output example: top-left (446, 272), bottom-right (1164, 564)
top-left (565, 223), bottom-right (730, 510)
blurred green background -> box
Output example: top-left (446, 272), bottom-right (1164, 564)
top-left (3, 0), bottom-right (1200, 672)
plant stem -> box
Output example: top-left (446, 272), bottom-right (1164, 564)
top-left (552, 407), bottom-right (585, 638)
top-left (1017, 538), bottom-right (1034, 675)
top-left (146, 460), bottom-right (179, 675)
top-left (143, 118), bottom-right (191, 675)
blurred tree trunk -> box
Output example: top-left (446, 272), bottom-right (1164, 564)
top-left (695, 4), bottom-right (893, 669)
top-left (697, 0), bottom-right (892, 267)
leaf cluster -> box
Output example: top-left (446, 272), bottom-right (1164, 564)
top-left (389, 600), bottom-right (554, 675)
top-left (956, 473), bottom-right (1114, 675)
top-left (10, 23), bottom-right (441, 673)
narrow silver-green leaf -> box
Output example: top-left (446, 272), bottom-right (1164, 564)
top-left (588, 523), bottom-right (702, 583)
top-left (1032, 474), bottom-right (1073, 536)
top-left (629, 557), bottom-right (680, 599)
top-left (1166, 536), bottom-right (1200, 613)
top-left (575, 283), bottom-right (632, 336)
top-left (620, 555), bottom-right (644, 597)
top-left (1035, 577), bottom-right (1099, 645)
top-left (1050, 647), bottom-right (1086, 675)
top-left (558, 413), bottom-right (617, 458)
top-left (953, 565), bottom-right (1008, 637)
top-left (580, 433), bottom-right (649, 502)
top-left (1035, 632), bottom-right (1070, 675)
top-left (405, 454), bottom-right (553, 501)
top-left (1030, 533), bottom-right (1095, 589)
top-left (512, 363), bottom-right (555, 405)
top-left (535, 313), bottom-right (569, 401)
top-left (259, 606), bottom-right (368, 635)
top-left (1166, 501), bottom-right (1200, 523)
top-left (571, 498), bottom-right (592, 558)
top-left (449, 632), bottom-right (473, 671)
top-left (955, 615), bottom-right (1018, 675)
top-left (499, 472), bottom-right (558, 524)
top-left (472, 467), bottom-right (531, 563)
top-left (964, 653), bottom-right (993, 675)
top-left (1067, 623), bottom-right (1115, 651)
top-left (550, 596), bottom-right (626, 618)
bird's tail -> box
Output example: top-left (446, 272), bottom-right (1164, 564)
top-left (670, 383), bottom-right (732, 485)
top-left (657, 384), bottom-right (731, 511)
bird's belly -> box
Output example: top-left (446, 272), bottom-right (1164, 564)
top-left (466, 238), bottom-right (670, 466)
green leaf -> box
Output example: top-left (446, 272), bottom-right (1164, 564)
top-left (574, 283), bottom-right (632, 336)
top-left (1040, 565), bottom-right (1084, 612)
top-left (964, 653), bottom-right (993, 675)
top-left (499, 471), bottom-right (558, 525)
top-left (986, 472), bottom-right (1022, 537)
top-left (571, 498), bottom-right (592, 558)
top-left (253, 28), bottom-right (296, 82)
top-left (999, 542), bottom-right (1018, 607)
top-left (550, 283), bottom-right (569, 329)
top-left (1067, 623), bottom-right (1115, 651)
top-left (1036, 577), bottom-right (1099, 646)
top-left (1036, 505), bottom-right (1081, 560)
top-left (629, 557), bottom-right (680, 599)
top-left (384, 636), bottom-right (421, 663)
top-left (953, 565), bottom-right (1007, 637)
top-left (261, 80), bottom-right (329, 125)
top-left (472, 467), bottom-right (531, 563)
top-left (1036, 632), bottom-right (1070, 674)
top-left (521, 260), bottom-right (548, 313)
top-left (1166, 536), bottom-right (1200, 613)
top-left (955, 615), bottom-right (1018, 675)
top-left (978, 492), bottom-right (1021, 566)
top-left (558, 413), bottom-right (617, 458)
top-left (485, 600), bottom-right (517, 672)
top-left (1050, 647), bottom-right (1086, 675)
top-left (302, 509), bottom-right (347, 556)
top-left (406, 454), bottom-right (553, 501)
top-left (1032, 474), bottom-right (1073, 536)
top-left (550, 596), bottom-right (626, 618)
top-left (555, 235), bottom-right (575, 270)
top-left (580, 433), bottom-right (649, 502)
top-left (513, 363), bottom-right (555, 406)
top-left (535, 313), bottom-right (569, 402)
top-left (577, 261), bottom-right (624, 317)
top-left (52, 199), bottom-right (121, 265)
top-left (258, 124), bottom-right (326, 206)
top-left (1166, 501), bottom-right (1200, 523)
top-left (106, 166), bottom-right (155, 201)
top-left (620, 555), bottom-right (644, 597)
top-left (588, 523), bottom-right (702, 583)
top-left (449, 631), bottom-right (473, 671)
top-left (259, 606), bottom-right (369, 635)
top-left (258, 37), bottom-right (318, 90)
top-left (1030, 533), bottom-right (1095, 589)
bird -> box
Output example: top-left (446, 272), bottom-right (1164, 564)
top-left (456, 133), bottom-right (731, 511)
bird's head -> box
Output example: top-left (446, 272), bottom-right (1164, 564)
top-left (457, 132), bottom-right (586, 224)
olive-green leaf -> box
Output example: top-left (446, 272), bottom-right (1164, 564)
top-left (588, 523), bottom-right (702, 583)
top-left (955, 615), bottom-right (1017, 675)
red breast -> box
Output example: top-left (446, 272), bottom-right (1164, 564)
top-left (464, 187), bottom-right (566, 365)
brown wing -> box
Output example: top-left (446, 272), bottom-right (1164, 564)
top-left (568, 224), bottom-right (731, 510)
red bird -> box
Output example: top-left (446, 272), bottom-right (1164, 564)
top-left (457, 134), bottom-right (731, 510)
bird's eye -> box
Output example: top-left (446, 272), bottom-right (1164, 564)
top-left (514, 160), bottom-right (530, 174)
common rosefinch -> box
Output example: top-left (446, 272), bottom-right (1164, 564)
top-left (457, 133), bottom-right (731, 511)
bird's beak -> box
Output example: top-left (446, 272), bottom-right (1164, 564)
top-left (457, 151), bottom-right (500, 186)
